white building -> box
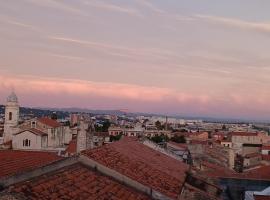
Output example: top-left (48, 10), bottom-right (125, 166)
top-left (12, 117), bottom-right (71, 150)
top-left (12, 129), bottom-right (48, 150)
top-left (3, 92), bottom-right (20, 143)
top-left (1, 92), bottom-right (73, 151)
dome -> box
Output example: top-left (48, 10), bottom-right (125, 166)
top-left (7, 91), bottom-right (18, 103)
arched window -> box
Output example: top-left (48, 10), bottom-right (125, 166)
top-left (23, 139), bottom-right (31, 147)
top-left (9, 112), bottom-right (12, 120)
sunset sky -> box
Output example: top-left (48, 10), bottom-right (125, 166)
top-left (1, 0), bottom-right (270, 120)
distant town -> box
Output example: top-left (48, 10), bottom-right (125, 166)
top-left (0, 91), bottom-right (270, 200)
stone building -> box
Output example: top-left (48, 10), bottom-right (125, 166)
top-left (3, 92), bottom-right (20, 143)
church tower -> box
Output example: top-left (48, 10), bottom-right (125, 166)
top-left (3, 91), bottom-right (20, 142)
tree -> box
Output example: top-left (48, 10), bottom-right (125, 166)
top-left (171, 135), bottom-right (186, 143)
top-left (102, 120), bottom-right (111, 132)
top-left (151, 135), bottom-right (169, 143)
top-left (110, 134), bottom-right (122, 142)
top-left (51, 112), bottom-right (58, 120)
top-left (155, 120), bottom-right (162, 130)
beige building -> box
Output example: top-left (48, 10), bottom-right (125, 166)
top-left (3, 92), bottom-right (20, 143)
top-left (12, 129), bottom-right (47, 150)
top-left (12, 117), bottom-right (72, 151)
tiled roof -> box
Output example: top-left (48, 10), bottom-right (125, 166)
top-left (10, 164), bottom-right (150, 200)
top-left (199, 161), bottom-right (237, 178)
top-left (15, 128), bottom-right (47, 136)
top-left (254, 195), bottom-right (270, 200)
top-left (240, 165), bottom-right (270, 181)
top-left (262, 145), bottom-right (270, 150)
top-left (38, 117), bottom-right (61, 128)
top-left (262, 155), bottom-right (270, 161)
top-left (0, 150), bottom-right (62, 178)
top-left (208, 164), bottom-right (270, 181)
top-left (83, 137), bottom-right (189, 199)
top-left (230, 132), bottom-right (258, 136)
top-left (190, 140), bottom-right (209, 145)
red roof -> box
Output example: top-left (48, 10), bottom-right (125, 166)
top-left (262, 145), bottom-right (270, 150)
top-left (10, 164), bottom-right (150, 200)
top-left (38, 117), bottom-right (61, 128)
top-left (230, 132), bottom-right (258, 137)
top-left (262, 155), bottom-right (270, 161)
top-left (190, 140), bottom-right (208, 145)
top-left (240, 165), bottom-right (270, 181)
top-left (199, 161), bottom-right (237, 179)
top-left (254, 195), bottom-right (270, 200)
top-left (15, 128), bottom-right (47, 136)
top-left (0, 150), bottom-right (62, 178)
top-left (83, 137), bottom-right (189, 199)
top-left (203, 163), bottom-right (270, 181)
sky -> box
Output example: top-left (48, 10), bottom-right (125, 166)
top-left (0, 0), bottom-right (270, 120)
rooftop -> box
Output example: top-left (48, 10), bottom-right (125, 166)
top-left (230, 132), bottom-right (258, 137)
top-left (0, 150), bottom-right (62, 178)
top-left (38, 117), bottom-right (61, 128)
top-left (9, 163), bottom-right (150, 200)
top-left (83, 137), bottom-right (189, 199)
top-left (262, 145), bottom-right (270, 150)
top-left (204, 164), bottom-right (270, 181)
top-left (15, 128), bottom-right (47, 136)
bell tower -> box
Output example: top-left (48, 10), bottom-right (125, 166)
top-left (3, 91), bottom-right (20, 142)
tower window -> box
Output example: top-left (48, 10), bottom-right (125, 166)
top-left (31, 121), bottom-right (36, 128)
top-left (9, 112), bottom-right (12, 120)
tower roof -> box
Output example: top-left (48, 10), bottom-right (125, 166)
top-left (7, 91), bottom-right (18, 103)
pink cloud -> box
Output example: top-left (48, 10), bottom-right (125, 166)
top-left (0, 74), bottom-right (270, 120)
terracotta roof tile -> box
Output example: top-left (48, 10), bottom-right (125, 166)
top-left (0, 150), bottom-right (62, 178)
top-left (262, 155), bottom-right (270, 161)
top-left (38, 117), bottom-right (61, 128)
top-left (262, 145), bottom-right (270, 150)
top-left (10, 164), bottom-right (150, 200)
top-left (240, 165), bottom-right (270, 181)
top-left (83, 137), bottom-right (189, 199)
top-left (230, 132), bottom-right (258, 137)
top-left (206, 164), bottom-right (270, 181)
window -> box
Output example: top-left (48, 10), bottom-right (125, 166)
top-left (31, 121), bottom-right (36, 128)
top-left (51, 129), bottom-right (55, 139)
top-left (23, 139), bottom-right (31, 147)
top-left (9, 112), bottom-right (12, 120)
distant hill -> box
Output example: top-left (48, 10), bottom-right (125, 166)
top-left (0, 105), bottom-right (70, 119)
top-left (1, 105), bottom-right (269, 124)
top-left (37, 107), bottom-right (129, 116)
